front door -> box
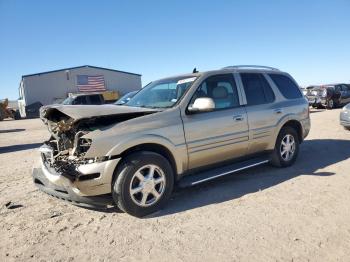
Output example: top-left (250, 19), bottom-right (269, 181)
top-left (181, 74), bottom-right (249, 170)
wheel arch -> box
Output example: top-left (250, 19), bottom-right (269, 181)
top-left (112, 143), bottom-right (179, 184)
top-left (279, 120), bottom-right (303, 143)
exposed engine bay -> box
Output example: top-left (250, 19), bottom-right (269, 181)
top-left (39, 105), bottom-right (157, 180)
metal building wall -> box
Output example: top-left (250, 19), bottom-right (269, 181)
top-left (22, 66), bottom-right (141, 106)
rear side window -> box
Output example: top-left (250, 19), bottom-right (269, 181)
top-left (340, 85), bottom-right (349, 91)
top-left (240, 73), bottom-right (275, 106)
top-left (269, 74), bottom-right (302, 99)
top-left (89, 95), bottom-right (103, 105)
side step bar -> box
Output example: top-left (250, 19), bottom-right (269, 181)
top-left (178, 156), bottom-right (270, 188)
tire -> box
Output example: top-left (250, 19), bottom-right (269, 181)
top-left (326, 99), bottom-right (334, 109)
top-left (270, 126), bottom-right (299, 167)
top-left (112, 151), bottom-right (174, 217)
top-left (0, 110), bottom-right (4, 121)
top-left (14, 110), bottom-right (21, 120)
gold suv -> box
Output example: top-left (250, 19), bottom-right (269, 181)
top-left (33, 65), bottom-right (310, 217)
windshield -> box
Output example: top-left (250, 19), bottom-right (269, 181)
top-left (115, 91), bottom-right (138, 105)
top-left (62, 97), bottom-right (75, 105)
top-left (126, 76), bottom-right (197, 108)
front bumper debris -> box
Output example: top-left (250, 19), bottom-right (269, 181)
top-left (32, 168), bottom-right (113, 208)
top-left (32, 153), bottom-right (121, 209)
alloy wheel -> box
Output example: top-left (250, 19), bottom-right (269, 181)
top-left (129, 164), bottom-right (166, 207)
top-left (280, 134), bottom-right (296, 161)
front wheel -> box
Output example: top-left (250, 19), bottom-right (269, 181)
top-left (270, 127), bottom-right (299, 167)
top-left (112, 151), bottom-right (174, 217)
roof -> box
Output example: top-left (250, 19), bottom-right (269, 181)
top-left (155, 66), bottom-right (288, 83)
top-left (22, 65), bottom-right (141, 78)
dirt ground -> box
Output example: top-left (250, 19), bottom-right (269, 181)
top-left (0, 108), bottom-right (350, 262)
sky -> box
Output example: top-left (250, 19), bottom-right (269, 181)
top-left (0, 0), bottom-right (349, 99)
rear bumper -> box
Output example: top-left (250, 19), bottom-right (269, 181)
top-left (301, 118), bottom-right (311, 140)
top-left (306, 96), bottom-right (317, 105)
top-left (307, 96), bottom-right (326, 107)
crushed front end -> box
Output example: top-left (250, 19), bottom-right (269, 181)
top-left (32, 105), bottom-right (125, 208)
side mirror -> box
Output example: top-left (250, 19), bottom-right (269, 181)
top-left (188, 97), bottom-right (215, 113)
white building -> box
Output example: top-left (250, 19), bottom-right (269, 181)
top-left (18, 65), bottom-right (142, 118)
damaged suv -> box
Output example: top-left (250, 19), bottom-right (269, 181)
top-left (33, 65), bottom-right (310, 217)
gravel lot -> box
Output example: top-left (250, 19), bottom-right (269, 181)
top-left (1, 108), bottom-right (350, 261)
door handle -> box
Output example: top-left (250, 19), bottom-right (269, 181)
top-left (274, 108), bottom-right (283, 114)
top-left (233, 115), bottom-right (244, 121)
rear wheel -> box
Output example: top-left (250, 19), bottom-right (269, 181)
top-left (270, 127), bottom-right (299, 167)
top-left (326, 99), bottom-right (334, 109)
top-left (14, 110), bottom-right (21, 120)
top-left (0, 110), bottom-right (4, 121)
top-left (112, 151), bottom-right (174, 217)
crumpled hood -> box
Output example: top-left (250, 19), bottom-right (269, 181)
top-left (40, 104), bottom-right (158, 122)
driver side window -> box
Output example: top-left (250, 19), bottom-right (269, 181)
top-left (189, 74), bottom-right (240, 110)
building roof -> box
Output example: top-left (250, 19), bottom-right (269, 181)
top-left (22, 65), bottom-right (141, 78)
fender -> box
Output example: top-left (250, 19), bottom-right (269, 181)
top-left (106, 134), bottom-right (188, 175)
top-left (267, 113), bottom-right (305, 150)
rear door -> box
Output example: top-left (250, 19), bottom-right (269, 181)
top-left (182, 73), bottom-right (249, 170)
top-left (239, 73), bottom-right (279, 154)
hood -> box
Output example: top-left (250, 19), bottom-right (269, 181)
top-left (40, 104), bottom-right (158, 123)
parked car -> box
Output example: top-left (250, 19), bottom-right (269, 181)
top-left (114, 91), bottom-right (138, 105)
top-left (306, 84), bottom-right (350, 109)
top-left (33, 65), bottom-right (310, 217)
top-left (340, 103), bottom-right (350, 130)
top-left (62, 93), bottom-right (105, 105)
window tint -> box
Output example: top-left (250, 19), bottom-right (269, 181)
top-left (73, 96), bottom-right (87, 105)
top-left (340, 85), bottom-right (349, 91)
top-left (89, 95), bottom-right (102, 105)
top-left (190, 74), bottom-right (240, 110)
top-left (241, 73), bottom-right (275, 106)
top-left (269, 74), bottom-right (302, 99)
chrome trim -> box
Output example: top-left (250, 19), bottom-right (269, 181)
top-left (190, 160), bottom-right (269, 185)
top-left (222, 65), bottom-right (280, 71)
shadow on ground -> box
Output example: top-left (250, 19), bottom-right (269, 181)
top-left (0, 128), bottom-right (25, 133)
top-left (0, 143), bottom-right (42, 154)
top-left (38, 139), bottom-right (350, 216)
top-left (151, 139), bottom-right (350, 217)
top-left (310, 109), bottom-right (326, 113)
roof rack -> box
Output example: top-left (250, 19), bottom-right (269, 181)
top-left (222, 65), bottom-right (280, 71)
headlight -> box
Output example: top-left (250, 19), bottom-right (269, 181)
top-left (312, 90), bottom-right (318, 96)
top-left (302, 90), bottom-right (307, 95)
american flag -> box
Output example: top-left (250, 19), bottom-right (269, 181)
top-left (76, 75), bottom-right (106, 92)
